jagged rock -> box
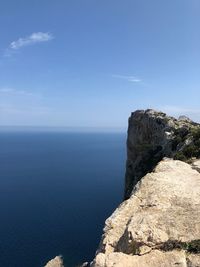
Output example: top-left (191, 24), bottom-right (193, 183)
top-left (44, 256), bottom-right (64, 267)
top-left (124, 109), bottom-right (200, 199)
top-left (90, 159), bottom-right (200, 267)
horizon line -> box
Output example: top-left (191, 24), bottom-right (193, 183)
top-left (0, 125), bottom-right (127, 133)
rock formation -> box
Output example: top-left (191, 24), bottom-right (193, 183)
top-left (90, 109), bottom-right (200, 267)
top-left (44, 109), bottom-right (200, 267)
top-left (124, 109), bottom-right (200, 199)
top-left (44, 256), bottom-right (64, 267)
top-left (90, 159), bottom-right (200, 267)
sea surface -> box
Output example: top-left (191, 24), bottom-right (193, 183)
top-left (0, 131), bottom-right (126, 267)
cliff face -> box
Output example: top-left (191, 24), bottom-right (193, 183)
top-left (90, 109), bottom-right (200, 267)
top-left (91, 159), bottom-right (200, 267)
top-left (45, 109), bottom-right (200, 267)
top-left (124, 109), bottom-right (200, 199)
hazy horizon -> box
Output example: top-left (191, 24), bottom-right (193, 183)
top-left (0, 125), bottom-right (127, 133)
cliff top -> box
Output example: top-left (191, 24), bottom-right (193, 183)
top-left (125, 109), bottom-right (200, 198)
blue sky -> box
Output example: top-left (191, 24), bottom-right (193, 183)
top-left (0, 0), bottom-right (200, 129)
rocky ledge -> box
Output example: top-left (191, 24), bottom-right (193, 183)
top-left (91, 158), bottom-right (200, 267)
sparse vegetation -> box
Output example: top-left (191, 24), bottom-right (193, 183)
top-left (187, 240), bottom-right (200, 253)
top-left (159, 239), bottom-right (200, 254)
top-left (173, 126), bottom-right (200, 162)
top-left (174, 152), bottom-right (187, 161)
top-left (191, 127), bottom-right (200, 140)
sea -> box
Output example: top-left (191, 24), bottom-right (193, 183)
top-left (0, 130), bottom-right (126, 267)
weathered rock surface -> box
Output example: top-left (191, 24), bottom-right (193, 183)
top-left (91, 159), bottom-right (200, 267)
top-left (44, 256), bottom-right (64, 267)
top-left (192, 159), bottom-right (200, 173)
top-left (93, 250), bottom-right (188, 267)
top-left (125, 109), bottom-right (200, 199)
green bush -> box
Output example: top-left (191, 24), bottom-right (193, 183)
top-left (183, 145), bottom-right (198, 158)
top-left (173, 126), bottom-right (200, 161)
top-left (192, 127), bottom-right (200, 140)
top-left (187, 240), bottom-right (200, 253)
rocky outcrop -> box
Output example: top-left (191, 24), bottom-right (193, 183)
top-left (124, 109), bottom-right (200, 199)
top-left (44, 256), bottom-right (64, 267)
top-left (90, 159), bottom-right (200, 267)
top-left (44, 109), bottom-right (200, 267)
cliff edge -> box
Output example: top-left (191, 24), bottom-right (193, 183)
top-left (91, 158), bottom-right (200, 267)
top-left (45, 109), bottom-right (200, 267)
top-left (90, 110), bottom-right (200, 267)
top-left (124, 109), bottom-right (200, 199)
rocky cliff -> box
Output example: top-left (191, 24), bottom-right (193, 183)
top-left (90, 110), bottom-right (200, 267)
top-left (124, 109), bottom-right (200, 199)
top-left (45, 109), bottom-right (200, 267)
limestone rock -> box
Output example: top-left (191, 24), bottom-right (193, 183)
top-left (95, 250), bottom-right (187, 267)
top-left (124, 109), bottom-right (200, 199)
top-left (187, 254), bottom-right (200, 266)
top-left (44, 256), bottom-right (64, 267)
top-left (91, 159), bottom-right (200, 267)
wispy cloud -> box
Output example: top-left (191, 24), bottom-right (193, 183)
top-left (112, 74), bottom-right (142, 83)
top-left (9, 32), bottom-right (53, 50)
top-left (0, 87), bottom-right (33, 96)
top-left (4, 32), bottom-right (54, 57)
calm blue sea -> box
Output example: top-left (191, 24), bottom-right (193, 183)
top-left (0, 132), bottom-right (126, 267)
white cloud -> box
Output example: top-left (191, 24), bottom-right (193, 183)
top-left (112, 74), bottom-right (142, 83)
top-left (9, 32), bottom-right (54, 50)
top-left (0, 87), bottom-right (33, 96)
